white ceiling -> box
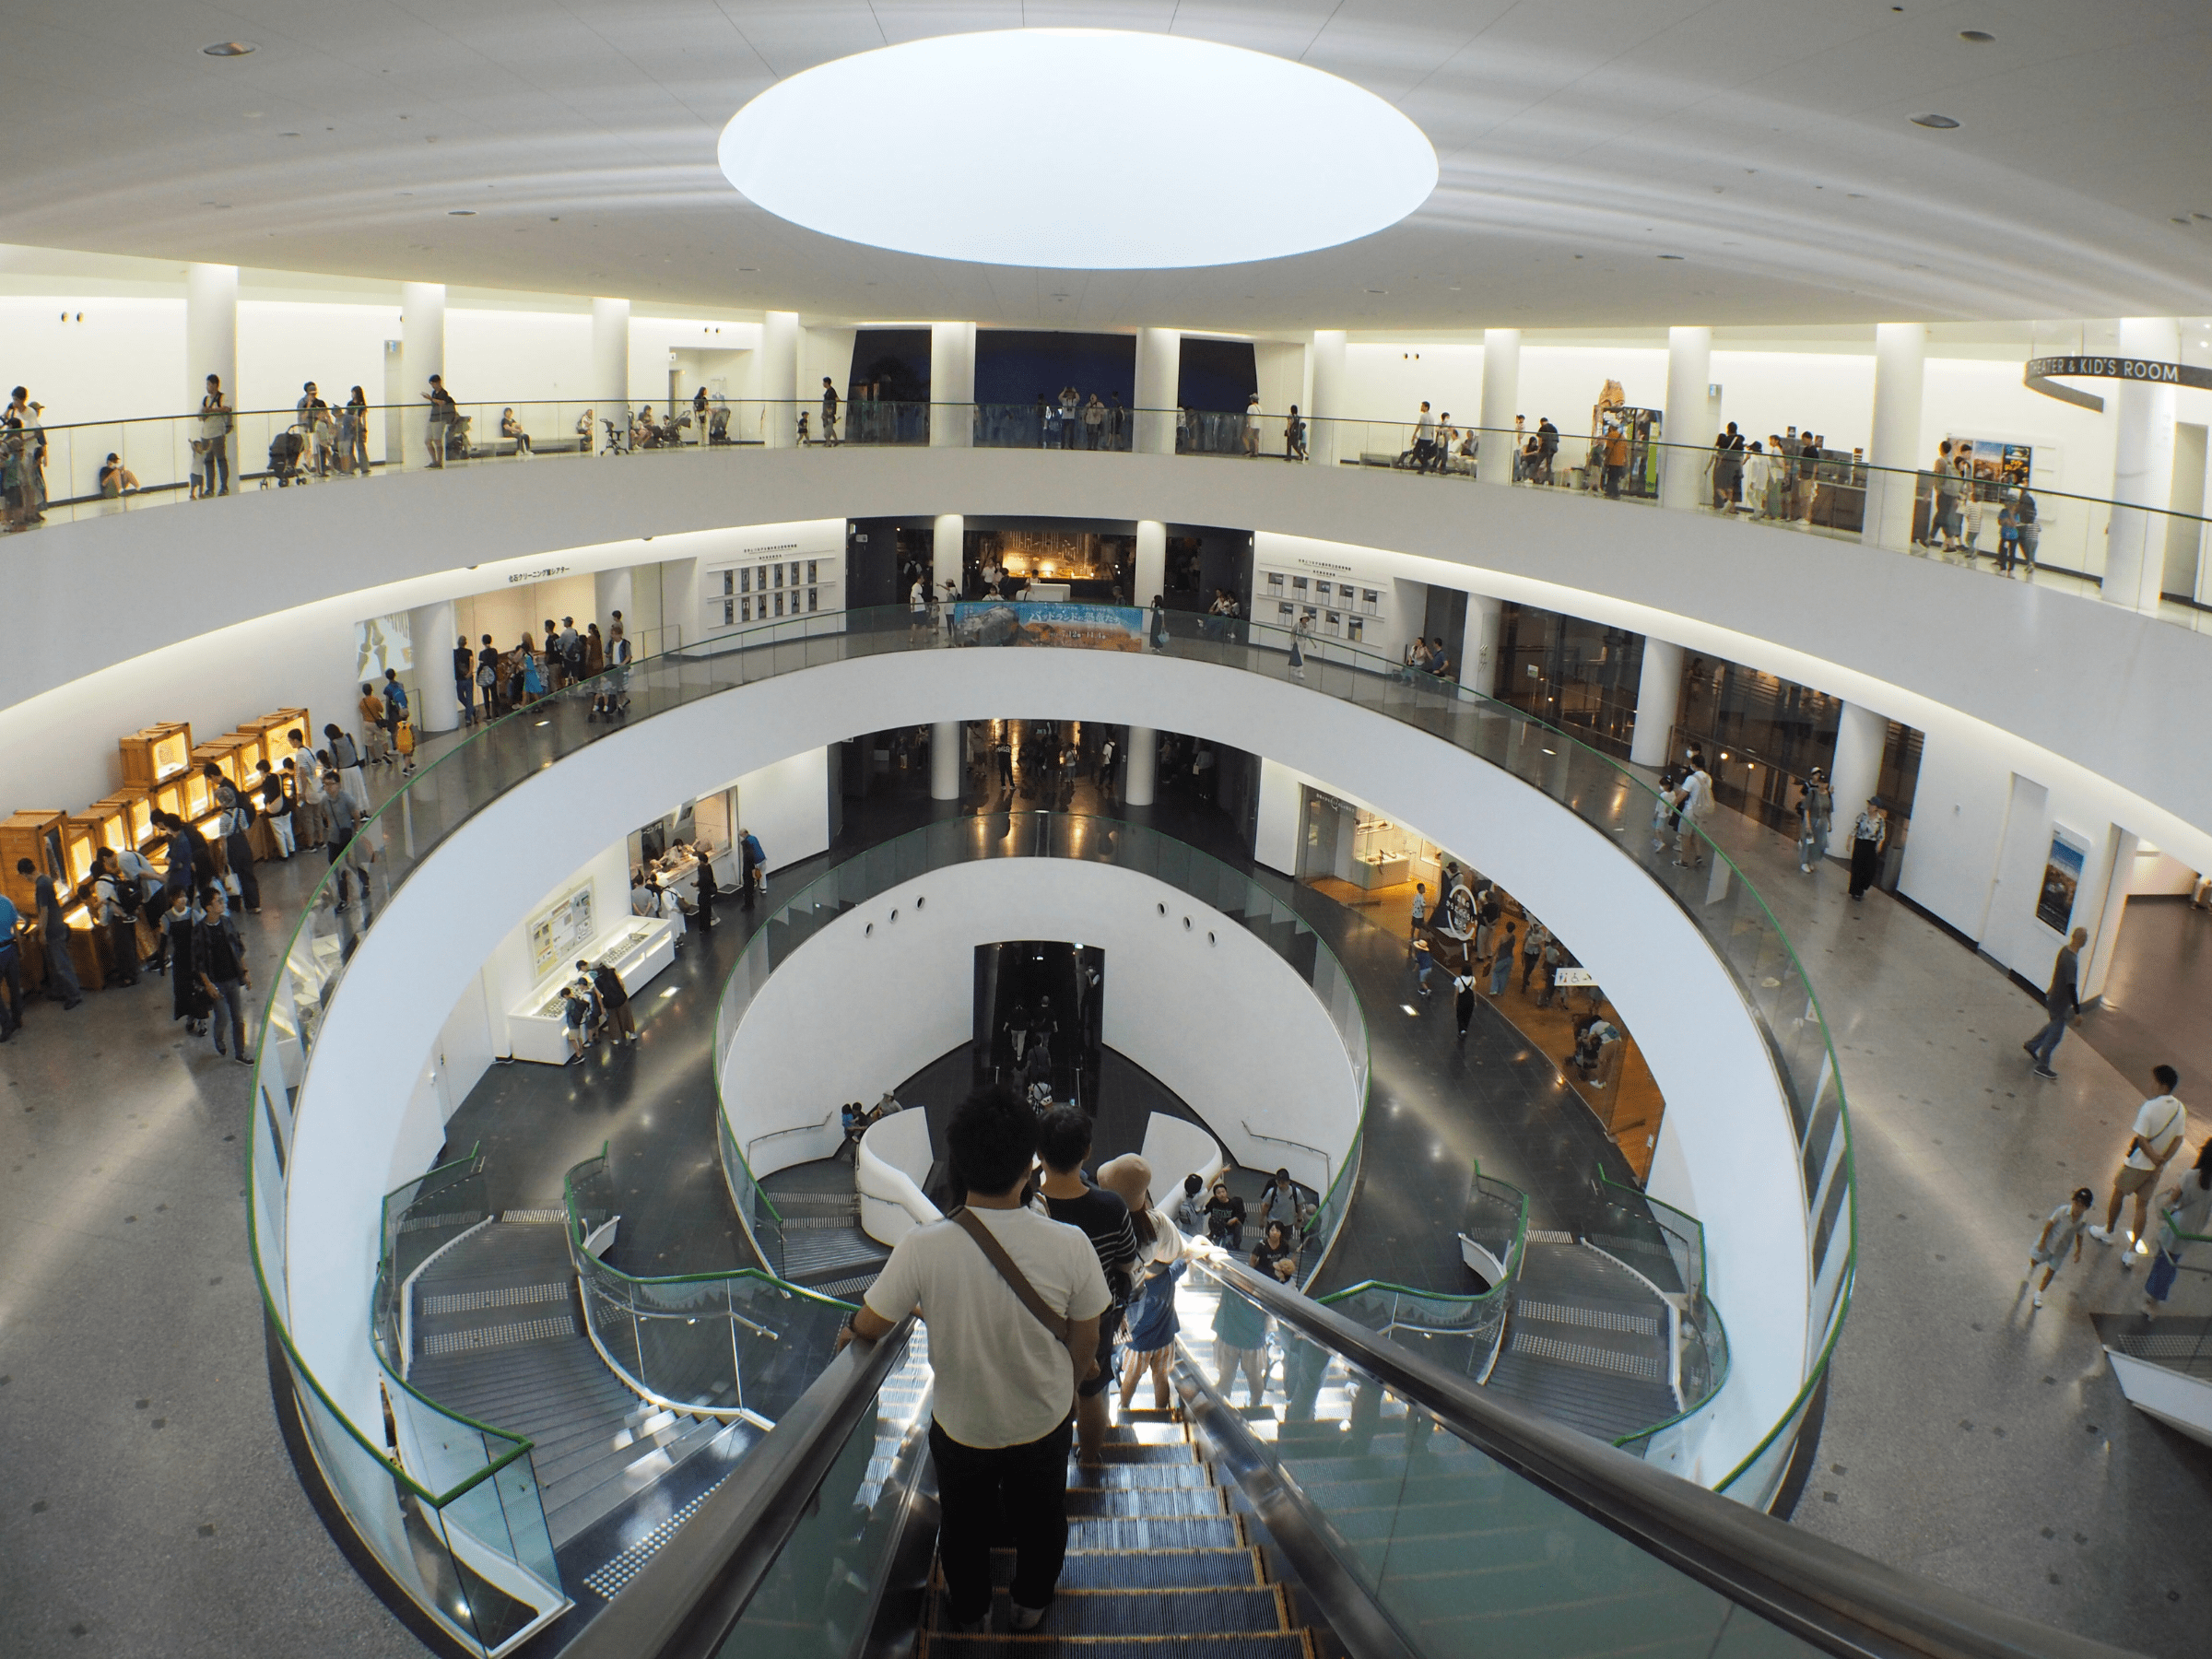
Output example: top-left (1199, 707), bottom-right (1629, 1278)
top-left (6, 0), bottom-right (2212, 331)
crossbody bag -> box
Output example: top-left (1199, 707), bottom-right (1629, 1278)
top-left (948, 1207), bottom-right (1068, 1340)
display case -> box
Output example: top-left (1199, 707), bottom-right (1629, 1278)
top-left (247, 709), bottom-right (313, 759)
top-left (505, 915), bottom-right (677, 1065)
top-left (1349, 811), bottom-right (1446, 891)
top-left (58, 818), bottom-right (102, 891)
top-left (189, 737), bottom-right (251, 793)
top-left (0, 809), bottom-right (66, 912)
top-left (150, 775), bottom-right (190, 826)
top-left (118, 723), bottom-right (193, 789)
top-left (226, 728), bottom-right (269, 777)
top-left (83, 792), bottom-right (152, 858)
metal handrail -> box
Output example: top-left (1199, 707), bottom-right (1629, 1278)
top-left (1202, 1252), bottom-right (2135, 1659)
top-left (1239, 1119), bottom-right (1334, 1194)
top-left (745, 1108), bottom-right (840, 1162)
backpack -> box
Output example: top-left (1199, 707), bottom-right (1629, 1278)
top-left (1690, 771), bottom-right (1717, 819)
top-left (477, 661), bottom-right (495, 689)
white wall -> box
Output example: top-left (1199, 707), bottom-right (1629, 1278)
top-left (719, 857), bottom-right (1358, 1194)
top-left (720, 749), bottom-right (830, 877)
top-left (1, 295), bottom-right (187, 425)
top-left (277, 642), bottom-right (1806, 1484)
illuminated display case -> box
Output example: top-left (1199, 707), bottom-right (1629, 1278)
top-left (83, 792), bottom-right (152, 857)
top-left (1350, 810), bottom-right (1445, 891)
top-left (118, 723), bottom-right (193, 789)
top-left (506, 915), bottom-right (677, 1065)
top-left (58, 819), bottom-right (101, 890)
top-left (0, 809), bottom-right (67, 913)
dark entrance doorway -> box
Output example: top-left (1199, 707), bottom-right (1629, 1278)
top-left (974, 941), bottom-right (1104, 1113)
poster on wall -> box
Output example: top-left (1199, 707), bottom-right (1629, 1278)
top-left (1945, 435), bottom-right (2035, 488)
top-left (530, 883), bottom-right (596, 980)
top-left (2037, 829), bottom-right (2088, 934)
top-left (354, 612), bottom-right (413, 682)
top-left (951, 601), bottom-right (1144, 651)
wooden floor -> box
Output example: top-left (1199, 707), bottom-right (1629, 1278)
top-left (1305, 875), bottom-right (1665, 1182)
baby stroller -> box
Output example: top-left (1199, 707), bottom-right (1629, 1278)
top-left (266, 428), bottom-right (308, 487)
top-left (442, 411), bottom-right (474, 463)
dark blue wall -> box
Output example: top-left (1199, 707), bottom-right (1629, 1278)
top-left (1177, 339), bottom-right (1258, 413)
top-left (848, 329), bottom-right (932, 403)
top-left (974, 331), bottom-right (1137, 407)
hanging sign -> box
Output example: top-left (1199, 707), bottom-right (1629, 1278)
top-left (2023, 355), bottom-right (2212, 414)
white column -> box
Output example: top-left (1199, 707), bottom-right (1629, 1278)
top-left (400, 281), bottom-right (445, 471)
top-left (1629, 639), bottom-right (1685, 769)
top-left (594, 566), bottom-right (634, 640)
top-left (1477, 329), bottom-right (1522, 486)
top-left (1659, 326), bottom-right (1712, 511)
top-left (1134, 520), bottom-right (1167, 606)
top-left (2105, 316), bottom-right (2182, 614)
top-left (184, 264), bottom-right (237, 492)
top-left (1308, 329), bottom-right (1346, 466)
top-left (1124, 729), bottom-right (1158, 806)
top-left (590, 298), bottom-right (630, 446)
top-left (408, 600), bottom-right (461, 735)
top-left (1829, 702), bottom-right (1888, 833)
top-left (761, 310), bottom-right (799, 448)
top-left (933, 513), bottom-right (965, 594)
top-left (1463, 595), bottom-right (1504, 696)
top-left (1134, 327), bottom-right (1181, 455)
top-left (931, 322), bottom-right (975, 449)
top-left (931, 724), bottom-right (962, 800)
top-left (1863, 323), bottom-right (1925, 554)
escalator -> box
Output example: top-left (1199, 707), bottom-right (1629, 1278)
top-left (564, 1254), bottom-right (2133, 1659)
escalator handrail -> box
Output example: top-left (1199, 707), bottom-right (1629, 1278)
top-left (560, 1312), bottom-right (921, 1659)
top-left (1210, 1253), bottom-right (2136, 1659)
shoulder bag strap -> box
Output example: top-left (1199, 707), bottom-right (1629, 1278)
top-left (949, 1207), bottom-right (1069, 1341)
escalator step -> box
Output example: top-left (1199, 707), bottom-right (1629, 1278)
top-left (987, 1548), bottom-right (1264, 1590)
top-left (1064, 1487), bottom-right (1226, 1519)
top-left (1066, 1465), bottom-right (1217, 1490)
top-left (923, 1635), bottom-right (1308, 1659)
top-left (1067, 1515), bottom-right (1241, 1550)
top-left (933, 1586), bottom-right (1285, 1636)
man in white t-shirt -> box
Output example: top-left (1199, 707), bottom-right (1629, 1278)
top-left (2088, 1065), bottom-right (2188, 1265)
top-left (846, 1087), bottom-right (1107, 1636)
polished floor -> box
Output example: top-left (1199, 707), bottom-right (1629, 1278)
top-left (2077, 895), bottom-right (2212, 1104)
top-left (5, 721), bottom-right (2211, 1656)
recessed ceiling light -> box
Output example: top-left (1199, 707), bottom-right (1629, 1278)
top-left (719, 29), bottom-right (1437, 268)
top-left (1657, 253), bottom-right (1684, 260)
top-left (203, 41), bottom-right (255, 56)
top-left (1959, 29), bottom-right (1995, 42)
top-left (448, 209), bottom-right (476, 216)
top-left (1912, 113), bottom-right (1960, 128)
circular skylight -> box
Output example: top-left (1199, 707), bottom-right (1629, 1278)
top-left (718, 30), bottom-right (1437, 269)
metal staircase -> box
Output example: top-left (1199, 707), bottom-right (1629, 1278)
top-left (1485, 1239), bottom-right (1679, 1441)
top-left (405, 1214), bottom-right (740, 1551)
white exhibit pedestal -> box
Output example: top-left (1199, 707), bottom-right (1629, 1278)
top-left (505, 914), bottom-right (677, 1064)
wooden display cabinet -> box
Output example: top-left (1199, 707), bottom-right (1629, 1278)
top-left (227, 729), bottom-right (268, 777)
top-left (189, 737), bottom-right (251, 793)
top-left (58, 818), bottom-right (102, 892)
top-left (86, 790), bottom-right (155, 855)
top-left (253, 708), bottom-right (314, 759)
top-left (0, 809), bottom-right (67, 913)
top-left (151, 775), bottom-right (190, 825)
top-left (119, 723), bottom-right (193, 789)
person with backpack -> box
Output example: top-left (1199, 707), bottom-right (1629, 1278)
top-left (839, 1087), bottom-right (1109, 1639)
top-left (454, 634), bottom-right (478, 728)
top-left (477, 633), bottom-right (502, 716)
top-left (206, 766), bottom-right (261, 914)
top-left (196, 888), bottom-right (252, 1063)
top-left (580, 957), bottom-right (636, 1044)
top-left (382, 667), bottom-right (414, 776)
top-left (740, 828), bottom-right (767, 905)
top-left (324, 723), bottom-right (371, 811)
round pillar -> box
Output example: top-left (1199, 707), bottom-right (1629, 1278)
top-left (409, 600), bottom-right (461, 735)
top-left (400, 282), bottom-right (445, 471)
top-left (1829, 702), bottom-right (1888, 836)
top-left (1308, 330), bottom-right (1347, 466)
top-left (1629, 639), bottom-right (1685, 769)
top-left (1464, 595), bottom-right (1505, 696)
top-left (1864, 323), bottom-right (1924, 554)
top-left (1659, 326), bottom-right (1712, 511)
top-left (931, 722), bottom-right (962, 801)
top-left (934, 513), bottom-right (965, 597)
top-left (1477, 329), bottom-right (1522, 485)
top-left (1134, 328), bottom-right (1181, 456)
top-left (761, 311), bottom-right (799, 448)
top-left (1135, 520), bottom-right (1167, 606)
top-left (930, 323), bottom-right (975, 449)
top-left (2106, 316), bottom-right (2182, 614)
top-left (1124, 728), bottom-right (1158, 806)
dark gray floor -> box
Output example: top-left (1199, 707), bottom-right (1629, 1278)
top-left (2077, 895), bottom-right (2212, 1100)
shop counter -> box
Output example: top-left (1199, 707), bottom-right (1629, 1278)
top-left (505, 916), bottom-right (676, 1065)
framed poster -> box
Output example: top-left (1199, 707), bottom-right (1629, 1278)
top-left (2037, 829), bottom-right (2088, 934)
top-left (531, 883), bottom-right (596, 980)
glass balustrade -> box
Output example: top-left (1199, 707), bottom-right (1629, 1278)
top-left (246, 592), bottom-right (1852, 1643)
top-left (710, 810), bottom-right (1372, 1290)
top-left (10, 397), bottom-right (2206, 636)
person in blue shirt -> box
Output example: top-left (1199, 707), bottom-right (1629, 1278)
top-left (739, 829), bottom-right (766, 909)
top-left (381, 668), bottom-right (414, 776)
top-left (0, 888), bottom-right (25, 1040)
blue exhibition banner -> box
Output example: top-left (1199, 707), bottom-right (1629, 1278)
top-left (951, 601), bottom-right (1147, 651)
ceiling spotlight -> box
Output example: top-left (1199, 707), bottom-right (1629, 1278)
top-left (1959, 29), bottom-right (1995, 42)
top-left (448, 208), bottom-right (477, 216)
top-left (1911, 113), bottom-right (1961, 128)
top-left (203, 41), bottom-right (256, 56)
top-left (1657, 253), bottom-right (1685, 260)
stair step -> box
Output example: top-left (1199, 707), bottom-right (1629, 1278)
top-left (420, 1281), bottom-right (571, 1317)
top-left (989, 1549), bottom-right (1263, 1590)
top-left (923, 1636), bottom-right (1304, 1659)
top-left (418, 1313), bottom-right (577, 1356)
top-left (934, 1587), bottom-right (1284, 1636)
top-left (1516, 1299), bottom-right (1659, 1336)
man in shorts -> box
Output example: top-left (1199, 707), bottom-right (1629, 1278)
top-left (2088, 1065), bottom-right (2188, 1267)
top-left (2024, 1186), bottom-right (2094, 1309)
